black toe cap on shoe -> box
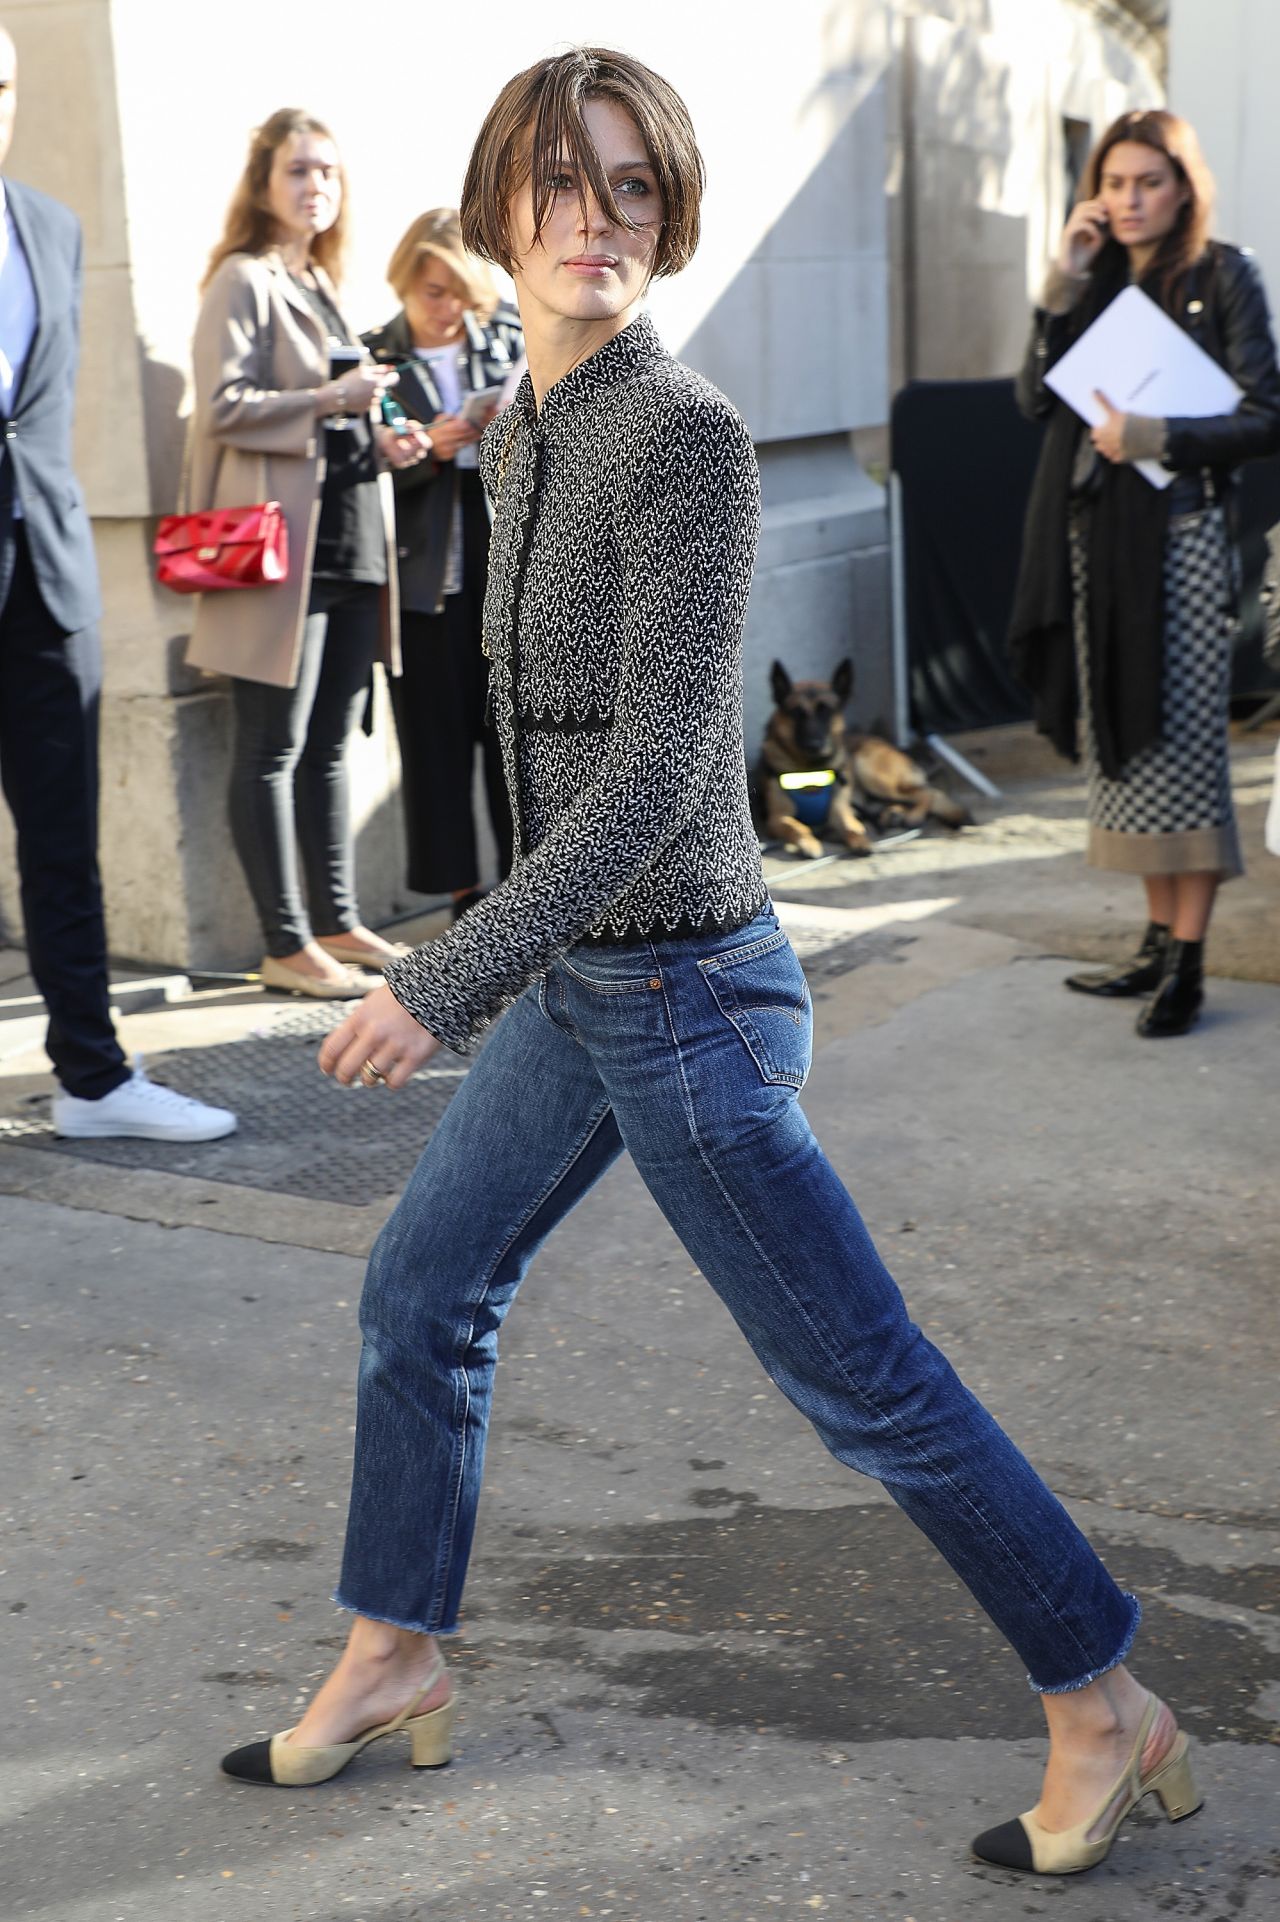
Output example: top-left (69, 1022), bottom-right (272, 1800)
top-left (971, 1817), bottom-right (1035, 1870)
top-left (220, 1739), bottom-right (277, 1784)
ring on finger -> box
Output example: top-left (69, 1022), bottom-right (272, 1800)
top-left (360, 1058), bottom-right (386, 1087)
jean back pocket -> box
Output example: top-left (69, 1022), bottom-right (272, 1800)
top-left (699, 929), bottom-right (811, 1089)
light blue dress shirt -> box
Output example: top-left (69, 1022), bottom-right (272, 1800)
top-left (0, 178), bottom-right (39, 516)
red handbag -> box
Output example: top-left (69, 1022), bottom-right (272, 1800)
top-left (153, 501), bottom-right (289, 594)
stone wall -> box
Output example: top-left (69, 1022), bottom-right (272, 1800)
top-left (1168, 0), bottom-right (1280, 308)
top-left (893, 0), bottom-right (1163, 389)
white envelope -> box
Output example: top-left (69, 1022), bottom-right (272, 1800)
top-left (1044, 284), bottom-right (1242, 489)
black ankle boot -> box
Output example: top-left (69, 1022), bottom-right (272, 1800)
top-left (1065, 922), bottom-right (1170, 998)
top-left (1136, 938), bottom-right (1204, 1038)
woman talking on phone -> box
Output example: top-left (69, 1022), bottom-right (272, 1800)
top-left (220, 54), bottom-right (1199, 1880)
top-left (364, 211), bottom-right (522, 920)
top-left (187, 110), bottom-right (432, 997)
top-left (1011, 109), bottom-right (1280, 1037)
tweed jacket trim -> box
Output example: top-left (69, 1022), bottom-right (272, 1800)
top-left (385, 313), bottom-right (765, 1054)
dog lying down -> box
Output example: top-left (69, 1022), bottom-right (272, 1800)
top-left (760, 659), bottom-right (972, 859)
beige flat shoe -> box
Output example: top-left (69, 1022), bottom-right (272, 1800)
top-left (971, 1693), bottom-right (1201, 1874)
top-left (259, 955), bottom-right (380, 999)
top-left (316, 936), bottom-right (412, 967)
top-left (221, 1654), bottom-right (454, 1786)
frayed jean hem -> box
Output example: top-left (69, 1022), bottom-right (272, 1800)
top-left (331, 1592), bottom-right (461, 1638)
top-left (1026, 1592), bottom-right (1141, 1695)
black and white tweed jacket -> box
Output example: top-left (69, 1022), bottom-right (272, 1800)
top-left (384, 313), bottom-right (765, 1054)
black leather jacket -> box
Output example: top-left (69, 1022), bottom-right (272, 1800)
top-left (1017, 241), bottom-right (1280, 500)
top-left (362, 305), bottom-right (523, 614)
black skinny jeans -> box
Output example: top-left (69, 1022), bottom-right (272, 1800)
top-left (228, 579), bottom-right (380, 958)
top-left (390, 472), bottom-right (513, 896)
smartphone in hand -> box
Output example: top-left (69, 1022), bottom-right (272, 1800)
top-left (329, 345), bottom-right (363, 429)
top-left (461, 384), bottom-right (507, 428)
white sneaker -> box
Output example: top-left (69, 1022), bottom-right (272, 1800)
top-left (52, 1062), bottom-right (237, 1142)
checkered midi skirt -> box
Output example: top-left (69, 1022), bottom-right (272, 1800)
top-left (1069, 504), bottom-right (1242, 879)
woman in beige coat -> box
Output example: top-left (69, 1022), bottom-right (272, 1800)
top-left (187, 109), bottom-right (432, 997)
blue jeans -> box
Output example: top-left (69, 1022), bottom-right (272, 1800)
top-left (337, 908), bottom-right (1139, 1692)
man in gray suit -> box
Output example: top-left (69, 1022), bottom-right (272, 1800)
top-left (0, 25), bottom-right (233, 1138)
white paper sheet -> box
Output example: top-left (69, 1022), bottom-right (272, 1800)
top-left (1044, 284), bottom-right (1242, 489)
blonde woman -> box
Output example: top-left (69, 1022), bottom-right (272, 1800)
top-left (364, 211), bottom-right (523, 919)
top-left (186, 110), bottom-right (432, 997)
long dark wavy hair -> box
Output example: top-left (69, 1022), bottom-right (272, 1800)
top-left (1076, 109), bottom-right (1215, 305)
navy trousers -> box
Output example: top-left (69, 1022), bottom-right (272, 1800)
top-left (0, 523), bottom-right (127, 1098)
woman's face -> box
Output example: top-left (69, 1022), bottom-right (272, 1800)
top-left (266, 130), bottom-right (342, 247)
top-left (507, 96), bottom-right (664, 328)
top-left (405, 257), bottom-right (468, 348)
top-left (1098, 141), bottom-right (1187, 251)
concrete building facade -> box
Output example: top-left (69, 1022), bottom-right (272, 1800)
top-left (893, 0), bottom-right (1164, 389)
top-left (0, 0), bottom-right (1162, 969)
top-left (1167, 0), bottom-right (1280, 307)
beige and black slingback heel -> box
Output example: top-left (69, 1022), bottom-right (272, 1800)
top-left (971, 1693), bottom-right (1201, 1875)
top-left (220, 1653), bottom-right (454, 1787)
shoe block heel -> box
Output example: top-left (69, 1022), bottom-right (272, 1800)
top-left (1147, 1738), bottom-right (1202, 1822)
top-left (407, 1698), bottom-right (456, 1769)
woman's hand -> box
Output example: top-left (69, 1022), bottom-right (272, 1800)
top-left (1057, 197), bottom-right (1110, 278)
top-left (315, 363), bottom-right (399, 417)
top-left (318, 982), bottom-right (442, 1089)
top-left (374, 421), bottom-right (433, 469)
top-left (422, 412), bottom-right (481, 461)
top-left (1090, 390), bottom-right (1129, 462)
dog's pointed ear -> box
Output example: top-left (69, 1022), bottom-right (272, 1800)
top-left (770, 660), bottom-right (793, 706)
top-left (831, 658), bottom-right (855, 706)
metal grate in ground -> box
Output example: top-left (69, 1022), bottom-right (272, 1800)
top-left (0, 911), bottom-right (903, 1202)
top-left (0, 1007), bottom-right (473, 1204)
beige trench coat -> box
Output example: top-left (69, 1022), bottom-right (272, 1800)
top-left (184, 249), bottom-right (400, 688)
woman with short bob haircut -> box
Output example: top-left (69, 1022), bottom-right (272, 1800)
top-left (221, 52), bottom-right (1196, 1880)
top-left (362, 210), bottom-right (522, 917)
top-left (1011, 108), bottom-right (1280, 1037)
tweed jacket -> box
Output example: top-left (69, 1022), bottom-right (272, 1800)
top-left (385, 313), bottom-right (765, 1054)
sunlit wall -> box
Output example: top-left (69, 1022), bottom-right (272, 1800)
top-left (1168, 0), bottom-right (1280, 319)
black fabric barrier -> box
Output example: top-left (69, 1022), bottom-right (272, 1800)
top-left (891, 377), bottom-right (1280, 741)
top-left (892, 379), bottom-right (1040, 737)
top-left (1234, 454), bottom-right (1280, 694)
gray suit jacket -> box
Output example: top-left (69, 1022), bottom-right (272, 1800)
top-left (0, 177), bottom-right (101, 632)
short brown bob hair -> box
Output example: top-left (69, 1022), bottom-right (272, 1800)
top-left (460, 47), bottom-right (704, 280)
top-left (203, 108), bottom-right (348, 291)
top-left (1077, 108), bottom-right (1214, 300)
top-left (386, 208), bottom-right (499, 320)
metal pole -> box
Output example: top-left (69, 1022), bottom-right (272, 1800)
top-left (924, 731), bottom-right (1002, 799)
top-left (889, 469), bottom-right (911, 749)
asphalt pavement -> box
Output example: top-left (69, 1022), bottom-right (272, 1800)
top-left (1, 724), bottom-right (1277, 1922)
